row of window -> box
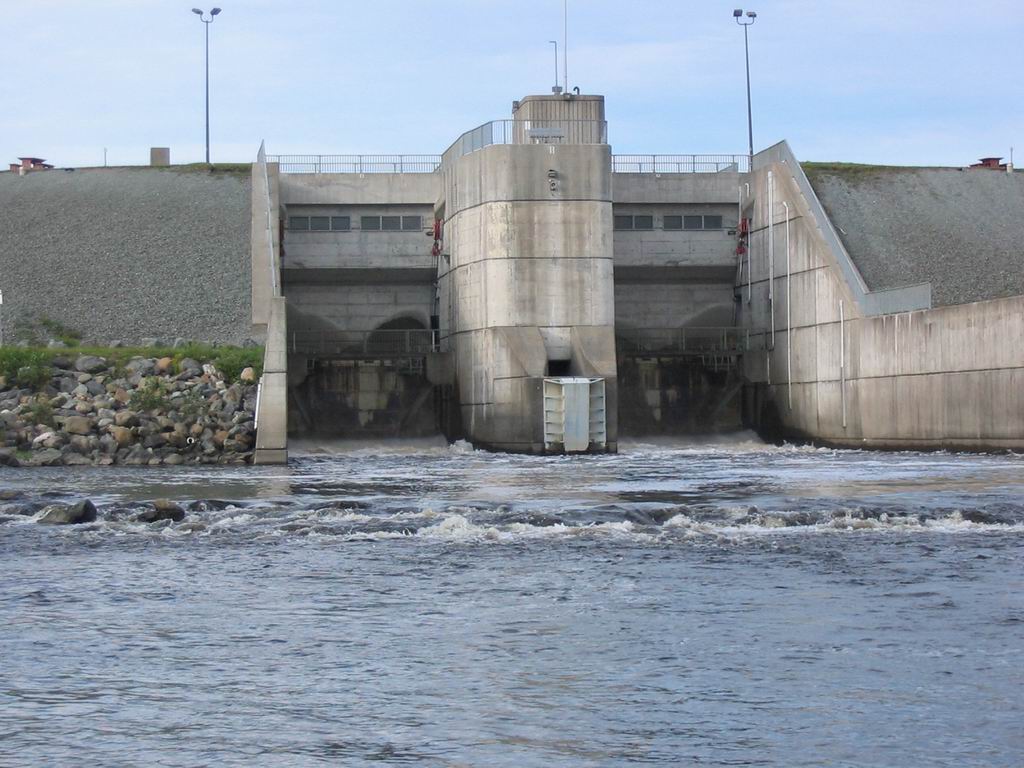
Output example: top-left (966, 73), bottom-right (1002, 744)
top-left (615, 214), bottom-right (724, 231)
top-left (288, 215), bottom-right (424, 232)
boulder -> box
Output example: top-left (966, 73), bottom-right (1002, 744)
top-left (0, 449), bottom-right (21, 467)
top-left (155, 357), bottom-right (174, 373)
top-left (64, 416), bottom-right (94, 435)
top-left (126, 358), bottom-right (155, 375)
top-left (239, 367), bottom-right (257, 383)
top-left (164, 453), bottom-right (185, 465)
top-left (108, 425), bottom-right (133, 447)
top-left (114, 410), bottom-right (139, 428)
top-left (62, 453), bottom-right (94, 466)
top-left (75, 355), bottom-right (107, 374)
top-left (179, 358), bottom-right (202, 373)
top-left (34, 448), bottom-right (64, 466)
top-left (136, 499), bottom-right (185, 523)
top-left (38, 499), bottom-right (97, 525)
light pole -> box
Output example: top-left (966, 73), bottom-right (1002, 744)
top-left (192, 7), bottom-right (222, 164)
top-left (733, 8), bottom-right (757, 168)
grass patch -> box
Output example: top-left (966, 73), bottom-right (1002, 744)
top-left (801, 162), bottom-right (955, 185)
top-left (38, 316), bottom-right (83, 347)
top-left (0, 344), bottom-right (263, 385)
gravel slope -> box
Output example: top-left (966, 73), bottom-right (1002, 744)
top-left (805, 166), bottom-right (1024, 307)
top-left (0, 167), bottom-right (251, 344)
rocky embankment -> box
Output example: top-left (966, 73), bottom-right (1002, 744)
top-left (0, 354), bottom-right (258, 467)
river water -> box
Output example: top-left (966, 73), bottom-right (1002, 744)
top-left (1, 435), bottom-right (1022, 767)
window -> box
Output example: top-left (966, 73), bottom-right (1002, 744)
top-left (704, 215), bottom-right (723, 229)
top-left (663, 215), bottom-right (683, 230)
top-left (309, 216), bottom-right (330, 231)
top-left (615, 214), bottom-right (654, 231)
top-left (288, 216), bottom-right (309, 230)
top-left (361, 214), bottom-right (425, 232)
top-left (684, 215), bottom-right (704, 230)
top-left (331, 216), bottom-right (351, 231)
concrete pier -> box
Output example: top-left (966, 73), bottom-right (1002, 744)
top-left (436, 96), bottom-right (618, 452)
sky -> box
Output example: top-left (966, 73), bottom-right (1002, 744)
top-left (2, 0), bottom-right (1022, 168)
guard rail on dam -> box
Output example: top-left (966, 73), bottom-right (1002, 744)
top-left (268, 152), bottom-right (749, 174)
top-left (617, 327), bottom-right (761, 367)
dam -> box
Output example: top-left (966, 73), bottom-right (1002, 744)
top-left (3, 91), bottom-right (1022, 462)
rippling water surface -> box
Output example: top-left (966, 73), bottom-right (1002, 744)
top-left (2, 435), bottom-right (1023, 767)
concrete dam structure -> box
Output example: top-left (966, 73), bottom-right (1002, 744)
top-left (4, 91), bottom-right (1021, 462)
top-left (248, 92), bottom-right (1024, 460)
top-left (254, 93), bottom-right (751, 458)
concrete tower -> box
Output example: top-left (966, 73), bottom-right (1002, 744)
top-left (437, 94), bottom-right (618, 453)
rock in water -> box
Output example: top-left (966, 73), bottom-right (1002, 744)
top-left (136, 499), bottom-right (185, 523)
top-left (38, 500), bottom-right (98, 525)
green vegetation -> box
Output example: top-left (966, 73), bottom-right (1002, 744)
top-left (26, 397), bottom-right (54, 427)
top-left (38, 316), bottom-right (83, 347)
top-left (801, 162), bottom-right (950, 183)
top-left (0, 344), bottom-right (263, 385)
top-left (129, 377), bottom-right (172, 412)
top-left (159, 162), bottom-right (251, 175)
top-left (0, 348), bottom-right (52, 387)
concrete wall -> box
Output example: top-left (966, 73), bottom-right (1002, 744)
top-left (251, 156), bottom-right (280, 334)
top-left (282, 204), bottom-right (434, 271)
top-left (0, 167), bottom-right (253, 345)
top-left (286, 282), bottom-right (434, 333)
top-left (615, 282), bottom-right (735, 329)
top-left (738, 149), bottom-right (1024, 450)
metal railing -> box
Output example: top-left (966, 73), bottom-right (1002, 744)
top-left (290, 329), bottom-right (435, 357)
top-left (612, 154), bottom-right (749, 174)
top-left (444, 119), bottom-right (609, 162)
top-left (616, 327), bottom-right (761, 357)
top-left (267, 148), bottom-right (748, 175)
top-left (267, 154), bottom-right (441, 174)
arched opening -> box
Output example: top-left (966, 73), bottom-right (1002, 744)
top-left (367, 316), bottom-right (428, 356)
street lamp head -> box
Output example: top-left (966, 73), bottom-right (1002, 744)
top-left (746, 10), bottom-right (757, 18)
top-left (211, 7), bottom-right (222, 15)
top-left (733, 9), bottom-right (743, 17)
top-left (192, 8), bottom-right (203, 14)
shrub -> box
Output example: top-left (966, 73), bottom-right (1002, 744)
top-left (129, 377), bottom-right (171, 411)
top-left (26, 396), bottom-right (54, 427)
top-left (0, 349), bottom-right (52, 388)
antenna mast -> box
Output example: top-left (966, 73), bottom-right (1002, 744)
top-left (563, 0), bottom-right (568, 93)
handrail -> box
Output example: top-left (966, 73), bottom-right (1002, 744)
top-left (267, 154), bottom-right (441, 174)
top-left (615, 326), bottom-right (763, 356)
top-left (441, 119), bottom-right (609, 164)
top-left (612, 154), bottom-right (749, 174)
top-left (266, 149), bottom-right (748, 175)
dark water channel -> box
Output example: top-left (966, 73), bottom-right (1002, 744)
top-left (2, 435), bottom-right (1023, 767)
